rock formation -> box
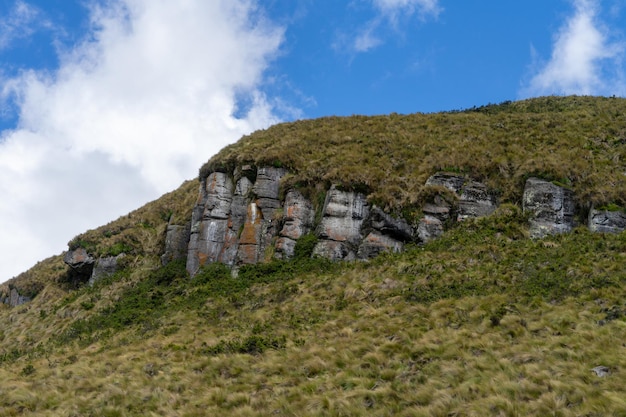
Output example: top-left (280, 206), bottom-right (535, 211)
top-left (183, 168), bottom-right (505, 274)
top-left (1, 287), bottom-right (31, 307)
top-left (274, 190), bottom-right (315, 259)
top-left (523, 177), bottom-right (576, 238)
top-left (417, 173), bottom-right (497, 242)
top-left (588, 208), bottom-right (626, 233)
top-left (161, 221), bottom-right (191, 265)
top-left (63, 248), bottom-right (124, 286)
top-left (63, 248), bottom-right (96, 281)
top-left (90, 254), bottom-right (125, 285)
top-left (313, 186), bottom-right (371, 261)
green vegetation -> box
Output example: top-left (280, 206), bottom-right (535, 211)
top-left (1, 96), bottom-right (626, 415)
top-left (202, 95), bottom-right (626, 214)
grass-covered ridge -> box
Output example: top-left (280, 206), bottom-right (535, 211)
top-left (202, 95), bottom-right (626, 211)
top-left (0, 208), bottom-right (625, 415)
top-left (1, 96), bottom-right (626, 415)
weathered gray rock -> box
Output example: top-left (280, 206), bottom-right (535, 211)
top-left (425, 173), bottom-right (497, 222)
top-left (357, 232), bottom-right (404, 258)
top-left (253, 167), bottom-right (287, 200)
top-left (369, 207), bottom-right (414, 242)
top-left (356, 207), bottom-right (413, 258)
top-left (417, 215), bottom-right (444, 243)
top-left (90, 254), bottom-right (124, 286)
top-left (4, 288), bottom-right (31, 307)
top-left (523, 177), bottom-right (575, 238)
top-left (313, 187), bottom-right (369, 260)
top-left (187, 172), bottom-right (236, 274)
top-left (588, 208), bottom-right (626, 233)
top-left (204, 172), bottom-right (234, 220)
top-left (458, 180), bottom-right (497, 221)
top-left (591, 366), bottom-right (610, 377)
top-left (64, 247), bottom-right (95, 278)
top-left (275, 190), bottom-right (315, 259)
top-left (426, 172), bottom-right (465, 193)
top-left (161, 222), bottom-right (190, 265)
top-left (236, 167), bottom-right (287, 264)
top-left (417, 195), bottom-right (455, 243)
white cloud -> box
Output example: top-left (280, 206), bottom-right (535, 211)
top-left (524, 0), bottom-right (625, 96)
top-left (338, 0), bottom-right (440, 55)
top-left (353, 22), bottom-right (382, 53)
top-left (372, 0), bottom-right (441, 20)
top-left (0, 0), bottom-right (44, 50)
top-left (0, 0), bottom-right (284, 281)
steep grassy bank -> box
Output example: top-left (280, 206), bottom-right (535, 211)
top-left (0, 208), bottom-right (625, 416)
top-left (1, 96), bottom-right (626, 415)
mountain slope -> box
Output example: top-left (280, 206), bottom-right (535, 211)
top-left (0, 96), bottom-right (626, 416)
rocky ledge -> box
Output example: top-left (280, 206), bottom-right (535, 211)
top-left (57, 166), bottom-right (626, 290)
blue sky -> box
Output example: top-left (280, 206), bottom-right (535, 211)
top-left (0, 0), bottom-right (625, 281)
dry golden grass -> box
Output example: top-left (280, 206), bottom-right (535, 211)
top-left (2, 96), bottom-right (626, 415)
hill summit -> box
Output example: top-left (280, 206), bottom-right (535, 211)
top-left (1, 95), bottom-right (626, 416)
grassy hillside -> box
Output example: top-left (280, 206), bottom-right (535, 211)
top-left (202, 95), bottom-right (626, 213)
top-left (1, 96), bottom-right (626, 416)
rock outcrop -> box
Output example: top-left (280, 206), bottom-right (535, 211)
top-left (90, 254), bottom-right (125, 286)
top-left (275, 190), bottom-right (315, 259)
top-left (313, 186), bottom-right (371, 261)
top-left (63, 248), bottom-right (96, 281)
top-left (588, 208), bottom-right (626, 233)
top-left (63, 247), bottom-right (124, 286)
top-left (417, 173), bottom-right (497, 242)
top-left (184, 168), bottom-right (505, 274)
top-left (161, 221), bottom-right (191, 265)
top-left (186, 167), bottom-right (287, 274)
top-left (1, 287), bottom-right (31, 307)
top-left (523, 177), bottom-right (576, 238)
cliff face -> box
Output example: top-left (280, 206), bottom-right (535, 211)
top-left (53, 166), bottom-right (626, 291)
top-left (101, 166), bottom-right (603, 277)
top-left (3, 167), bottom-right (623, 307)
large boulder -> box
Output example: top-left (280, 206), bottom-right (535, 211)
top-left (417, 195), bottom-right (455, 243)
top-left (523, 177), bottom-right (576, 238)
top-left (64, 247), bottom-right (95, 279)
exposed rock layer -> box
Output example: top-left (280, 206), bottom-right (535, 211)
top-left (523, 177), bottom-right (576, 238)
top-left (184, 168), bottom-right (504, 274)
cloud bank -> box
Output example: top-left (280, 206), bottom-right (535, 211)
top-left (0, 0), bottom-right (283, 281)
top-left (524, 0), bottom-right (625, 96)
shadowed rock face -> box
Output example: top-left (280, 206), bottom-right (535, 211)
top-left (64, 248), bottom-right (96, 280)
top-left (63, 248), bottom-right (123, 287)
top-left (523, 177), bottom-right (576, 238)
top-left (161, 222), bottom-right (190, 266)
top-left (588, 208), bottom-right (626, 233)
